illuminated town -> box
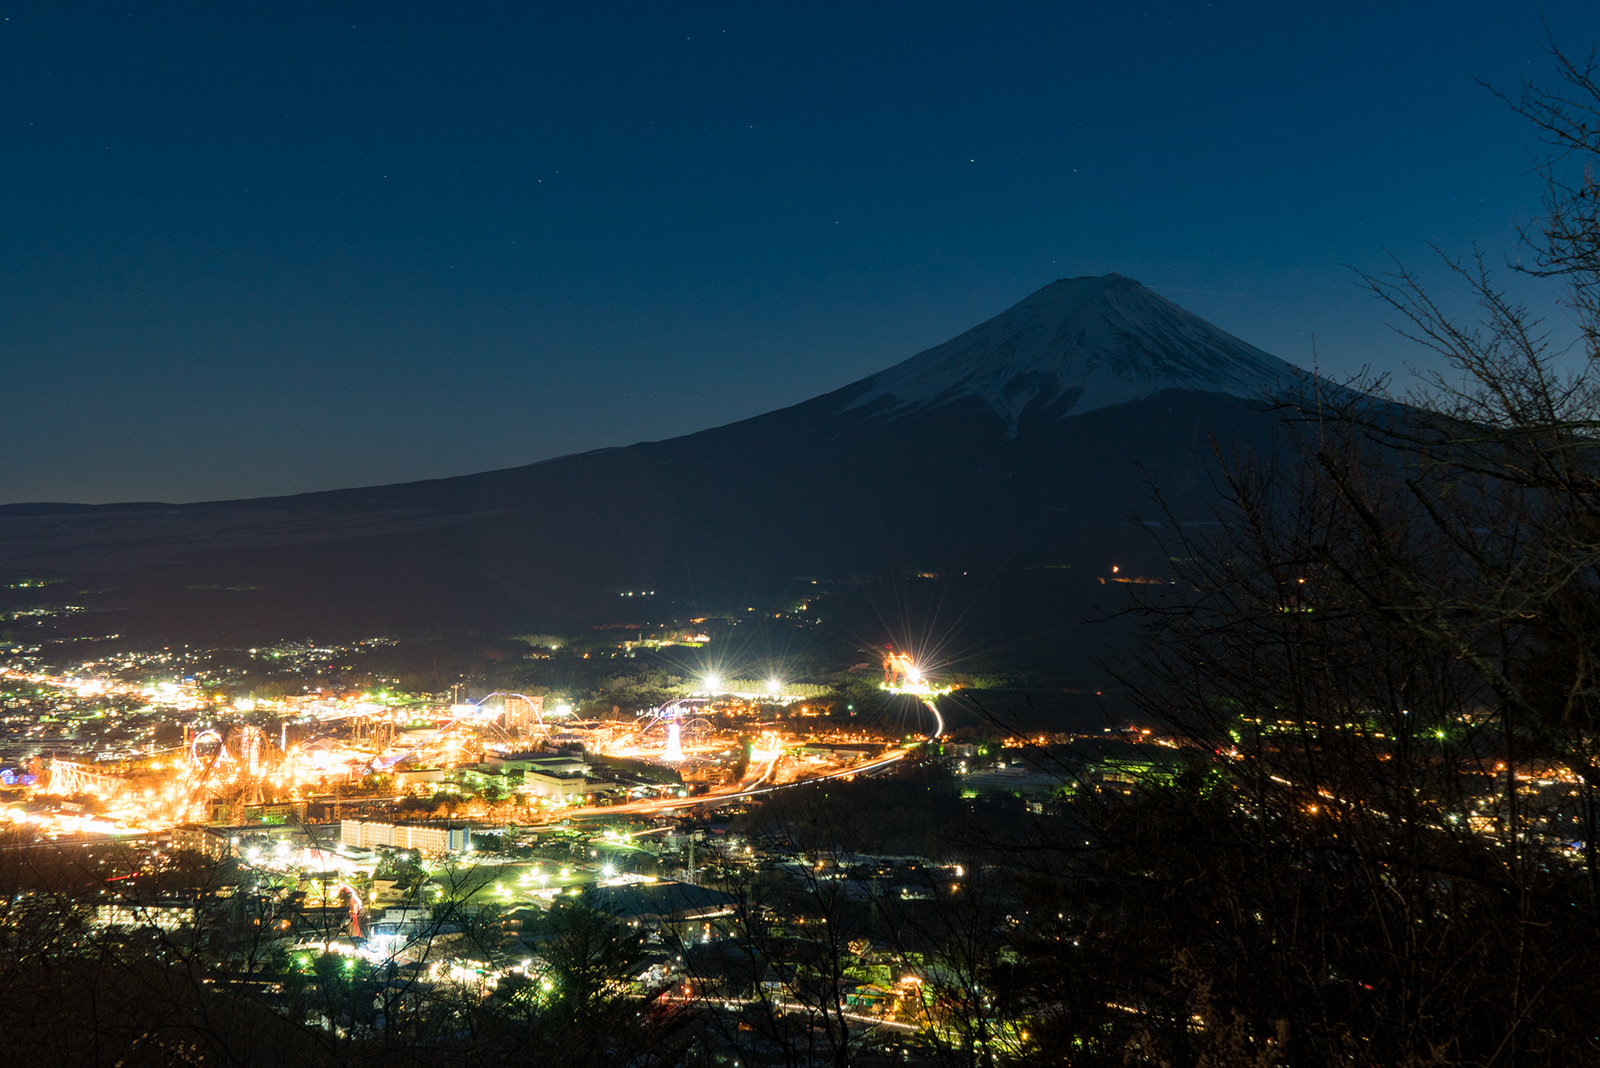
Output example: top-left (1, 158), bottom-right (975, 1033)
top-left (5, 612), bottom-right (1587, 1064)
top-left (6, 1), bottom-right (1597, 1060)
top-left (1, 643), bottom-right (943, 839)
top-left (1, 630), bottom-right (1103, 1059)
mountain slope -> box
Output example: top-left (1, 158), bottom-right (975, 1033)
top-left (0, 275), bottom-right (1307, 675)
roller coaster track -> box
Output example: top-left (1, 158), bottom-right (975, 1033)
top-left (47, 760), bottom-right (123, 794)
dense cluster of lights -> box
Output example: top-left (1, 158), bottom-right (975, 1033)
top-left (3, 645), bottom-right (932, 836)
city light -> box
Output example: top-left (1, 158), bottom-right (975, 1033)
top-left (0, 644), bottom-right (924, 862)
top-left (750, 731), bottom-right (785, 763)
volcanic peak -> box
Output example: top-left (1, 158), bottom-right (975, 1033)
top-left (844, 274), bottom-right (1306, 431)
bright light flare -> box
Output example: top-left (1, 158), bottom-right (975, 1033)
top-left (749, 730), bottom-right (784, 763)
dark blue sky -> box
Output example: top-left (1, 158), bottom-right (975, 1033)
top-left (2, 1), bottom-right (1593, 504)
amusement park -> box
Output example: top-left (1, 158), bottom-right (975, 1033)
top-left (2, 646), bottom-right (957, 844)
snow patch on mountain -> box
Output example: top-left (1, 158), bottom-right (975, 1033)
top-left (845, 274), bottom-right (1308, 431)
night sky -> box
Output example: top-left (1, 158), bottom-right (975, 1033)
top-left (2, 1), bottom-right (1593, 505)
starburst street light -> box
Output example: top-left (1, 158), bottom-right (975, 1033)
top-left (702, 674), bottom-right (722, 693)
top-left (766, 678), bottom-right (781, 695)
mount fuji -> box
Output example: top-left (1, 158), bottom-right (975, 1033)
top-left (844, 273), bottom-right (1301, 430)
top-left (0, 275), bottom-right (1311, 675)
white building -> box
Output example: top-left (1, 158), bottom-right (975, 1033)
top-left (523, 768), bottom-right (589, 802)
top-left (94, 902), bottom-right (193, 931)
top-left (340, 819), bottom-right (471, 855)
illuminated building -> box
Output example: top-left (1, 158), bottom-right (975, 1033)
top-left (480, 751), bottom-right (590, 801)
top-left (522, 766), bottom-right (589, 802)
top-left (340, 819), bottom-right (471, 854)
top-left (500, 693), bottom-right (544, 733)
top-left (94, 902), bottom-right (195, 931)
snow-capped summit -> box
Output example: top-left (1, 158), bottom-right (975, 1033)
top-left (844, 274), bottom-right (1306, 431)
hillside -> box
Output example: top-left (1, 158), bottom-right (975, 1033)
top-left (0, 276), bottom-right (1307, 680)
